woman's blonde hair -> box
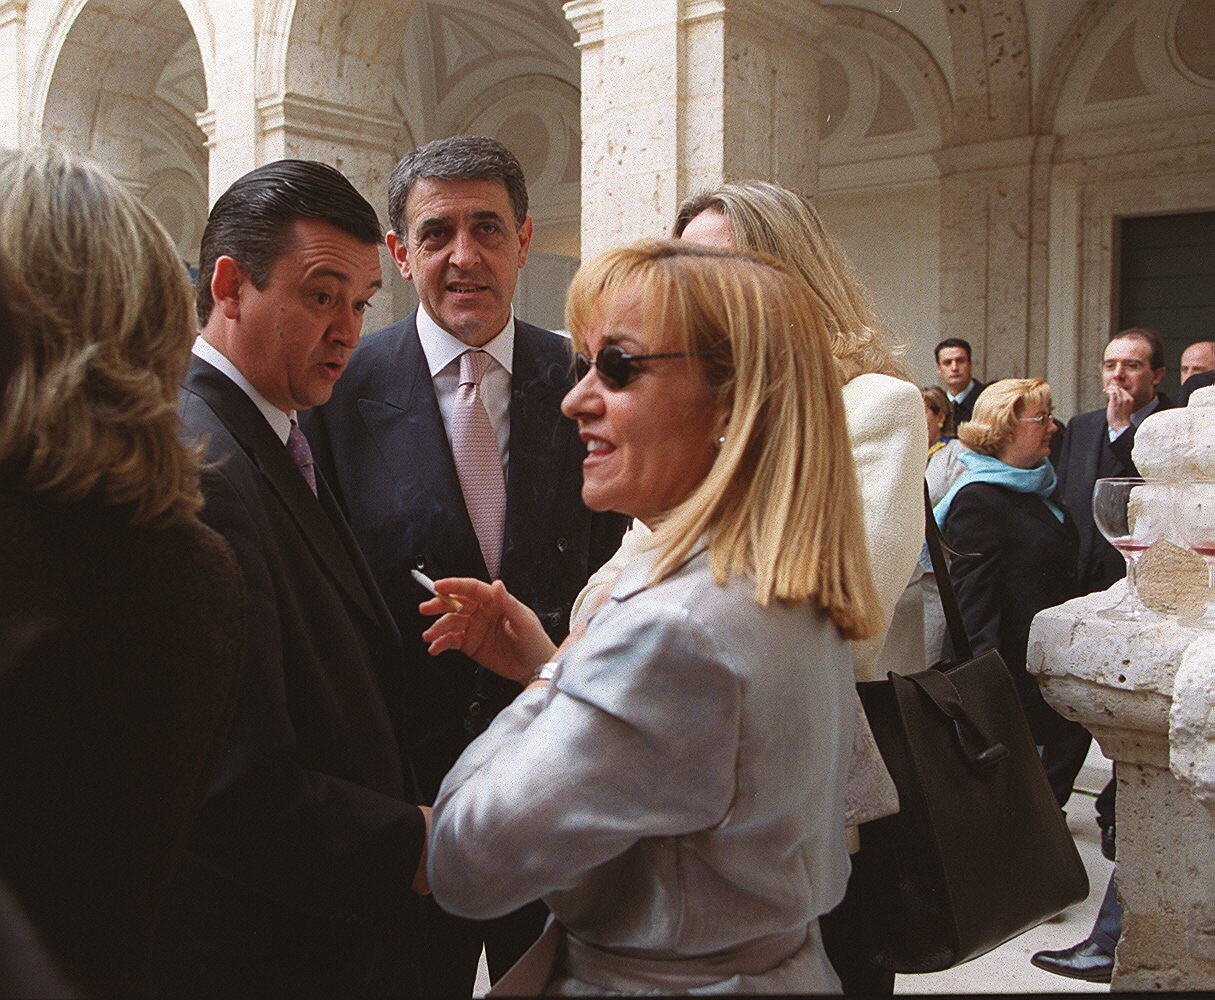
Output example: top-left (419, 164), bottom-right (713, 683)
top-left (0, 146), bottom-right (203, 523)
top-left (958, 378), bottom-right (1051, 456)
top-left (673, 180), bottom-right (907, 384)
top-left (565, 240), bottom-right (881, 640)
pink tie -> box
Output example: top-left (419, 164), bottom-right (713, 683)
top-left (287, 420), bottom-right (317, 495)
top-left (451, 350), bottom-right (506, 578)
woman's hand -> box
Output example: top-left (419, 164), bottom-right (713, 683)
top-left (420, 578), bottom-right (557, 684)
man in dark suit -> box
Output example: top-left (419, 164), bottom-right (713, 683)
top-left (934, 337), bottom-right (986, 424)
top-left (1179, 367), bottom-right (1215, 405)
top-left (153, 160), bottom-right (429, 998)
top-left (1056, 327), bottom-right (1173, 595)
top-left (304, 136), bottom-right (628, 996)
top-left (1177, 341), bottom-right (1215, 405)
top-left (1032, 325), bottom-right (1173, 986)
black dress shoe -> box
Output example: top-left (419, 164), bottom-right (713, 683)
top-left (1030, 938), bottom-right (1114, 983)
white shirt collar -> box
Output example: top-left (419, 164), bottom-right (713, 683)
top-left (1130, 395), bottom-right (1161, 427)
top-left (949, 379), bottom-right (977, 404)
top-left (415, 304), bottom-right (515, 377)
top-left (193, 335), bottom-right (295, 444)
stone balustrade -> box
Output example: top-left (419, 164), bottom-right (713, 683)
top-left (1028, 387), bottom-right (1215, 990)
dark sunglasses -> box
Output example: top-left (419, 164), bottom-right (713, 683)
top-left (573, 344), bottom-right (712, 390)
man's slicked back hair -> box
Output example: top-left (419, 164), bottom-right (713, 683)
top-left (934, 337), bottom-right (972, 362)
top-left (196, 159), bottom-right (381, 325)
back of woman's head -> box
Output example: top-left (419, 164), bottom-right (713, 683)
top-left (958, 378), bottom-right (1050, 456)
top-left (566, 240), bottom-right (880, 639)
top-left (672, 180), bottom-right (905, 384)
top-left (921, 385), bottom-right (955, 437)
top-left (0, 146), bottom-right (201, 523)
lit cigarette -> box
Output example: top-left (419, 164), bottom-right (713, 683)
top-left (411, 569), bottom-right (464, 612)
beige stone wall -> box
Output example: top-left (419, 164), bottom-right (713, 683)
top-left (1, 0), bottom-right (1212, 391)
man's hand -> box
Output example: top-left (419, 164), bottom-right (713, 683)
top-left (1105, 380), bottom-right (1135, 433)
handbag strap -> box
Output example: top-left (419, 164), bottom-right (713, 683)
top-left (905, 667), bottom-right (1009, 771)
top-left (923, 482), bottom-right (973, 662)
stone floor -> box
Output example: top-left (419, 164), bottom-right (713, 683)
top-left (473, 744), bottom-right (1115, 997)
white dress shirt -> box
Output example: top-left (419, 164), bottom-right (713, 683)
top-left (193, 336), bottom-right (294, 444)
top-left (416, 305), bottom-right (513, 470)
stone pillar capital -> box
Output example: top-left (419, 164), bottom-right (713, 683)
top-left (564, 0), bottom-right (604, 48)
top-left (255, 93), bottom-right (399, 156)
top-left (680, 0), bottom-right (829, 45)
top-left (0, 0), bottom-right (27, 29)
top-left (933, 133), bottom-right (1055, 177)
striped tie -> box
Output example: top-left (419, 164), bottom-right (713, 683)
top-left (287, 419), bottom-right (317, 495)
top-left (450, 350), bottom-right (507, 578)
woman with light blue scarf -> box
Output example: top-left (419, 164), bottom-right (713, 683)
top-left (933, 378), bottom-right (1088, 804)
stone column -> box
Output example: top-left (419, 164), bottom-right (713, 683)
top-left (1029, 390), bottom-right (1215, 990)
top-left (566, 0), bottom-right (827, 260)
top-left (932, 134), bottom-right (1054, 385)
top-left (0, 0), bottom-right (27, 149)
top-left (198, 0), bottom-right (260, 200)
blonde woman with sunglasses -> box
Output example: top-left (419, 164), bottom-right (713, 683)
top-left (421, 241), bottom-right (879, 994)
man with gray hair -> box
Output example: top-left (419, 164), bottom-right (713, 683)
top-left (304, 135), bottom-right (627, 996)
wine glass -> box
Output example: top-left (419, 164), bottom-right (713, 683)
top-left (1092, 477), bottom-right (1167, 621)
top-left (1170, 481), bottom-right (1215, 629)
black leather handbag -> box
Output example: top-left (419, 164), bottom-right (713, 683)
top-left (854, 488), bottom-right (1089, 973)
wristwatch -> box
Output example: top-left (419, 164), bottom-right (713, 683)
top-left (528, 662), bottom-right (557, 685)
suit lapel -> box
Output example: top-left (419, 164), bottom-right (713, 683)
top-left (186, 357), bottom-right (384, 627)
top-left (353, 318), bottom-right (486, 578)
top-left (502, 325), bottom-right (579, 570)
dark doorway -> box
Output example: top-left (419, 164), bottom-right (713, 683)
top-left (1118, 211), bottom-right (1215, 400)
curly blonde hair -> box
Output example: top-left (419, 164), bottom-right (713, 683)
top-left (673, 180), bottom-right (907, 385)
top-left (0, 147), bottom-right (202, 523)
top-left (958, 378), bottom-right (1051, 456)
top-left (565, 240), bottom-right (881, 640)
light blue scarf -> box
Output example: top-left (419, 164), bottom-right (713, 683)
top-left (933, 451), bottom-right (1063, 528)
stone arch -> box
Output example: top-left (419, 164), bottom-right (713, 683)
top-left (35, 0), bottom-right (210, 263)
top-left (819, 7), bottom-right (951, 170)
top-left (257, 0), bottom-right (417, 110)
top-left (390, 0), bottom-right (584, 325)
top-left (1044, 0), bottom-right (1215, 135)
top-left (397, 0), bottom-right (579, 142)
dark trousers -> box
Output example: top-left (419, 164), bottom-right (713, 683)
top-left (418, 896), bottom-right (547, 998)
top-left (1041, 722), bottom-right (1093, 808)
top-left (1090, 871), bottom-right (1122, 955)
top-left (820, 847), bottom-right (896, 995)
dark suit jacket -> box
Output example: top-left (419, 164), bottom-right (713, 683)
top-left (305, 312), bottom-right (629, 799)
top-left (1178, 369), bottom-right (1215, 406)
top-left (156, 357), bottom-right (425, 998)
top-left (0, 485), bottom-right (242, 997)
top-left (0, 871), bottom-right (80, 999)
top-left (952, 379), bottom-right (987, 425)
top-left (1055, 394), bottom-right (1173, 594)
top-left (942, 482), bottom-right (1081, 742)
